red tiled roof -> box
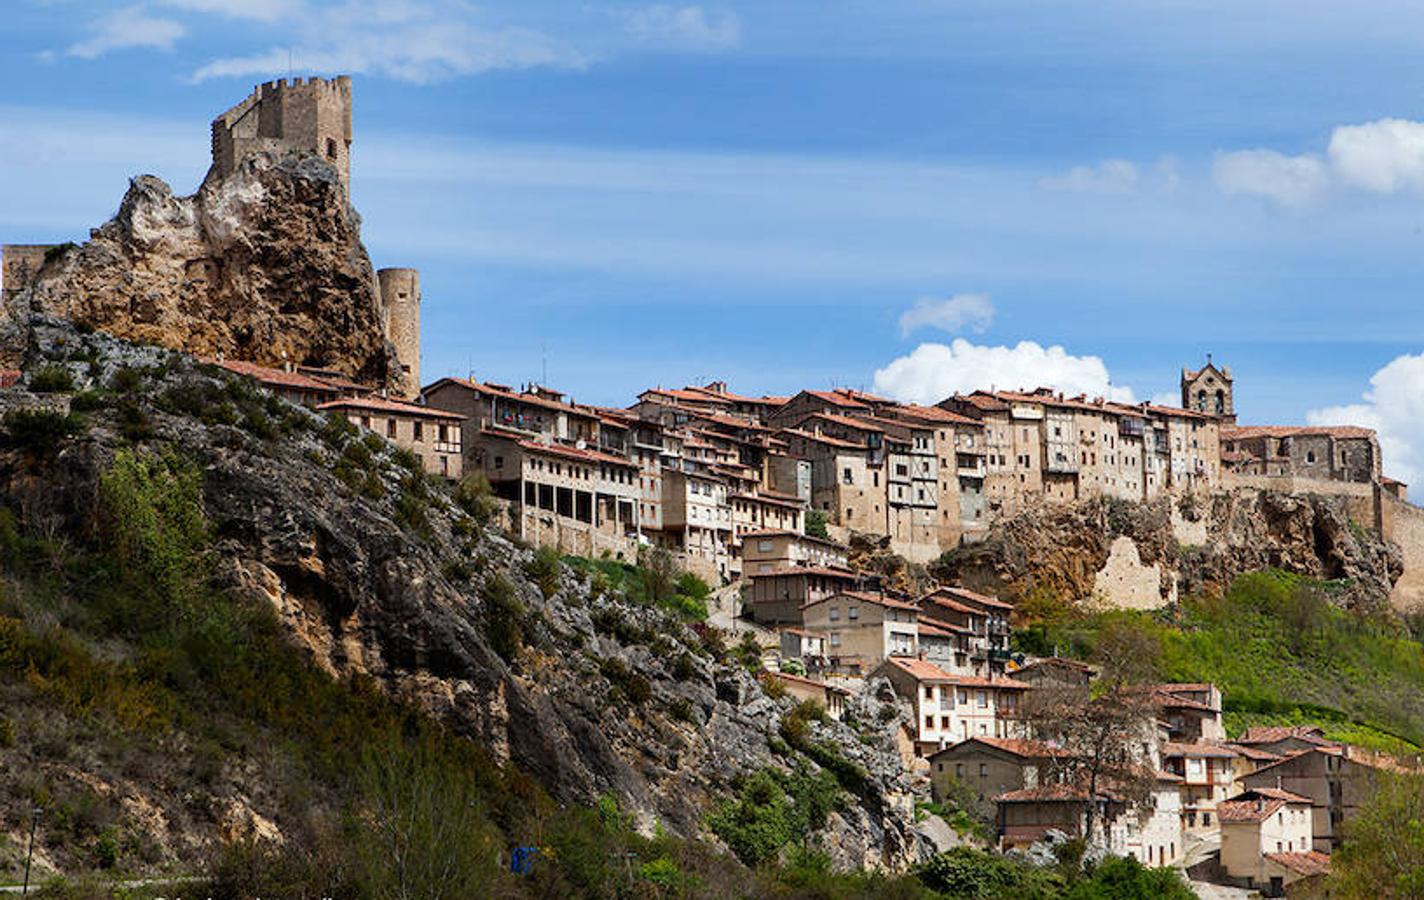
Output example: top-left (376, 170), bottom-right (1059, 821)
top-left (1246, 787), bottom-right (1315, 804)
top-left (1237, 725), bottom-right (1327, 745)
top-left (1227, 743), bottom-right (1285, 763)
top-left (937, 585), bottom-right (1014, 610)
top-left (750, 565), bottom-right (859, 580)
top-left (883, 657), bottom-right (956, 682)
top-left (1224, 424), bottom-right (1376, 440)
top-left (639, 386), bottom-right (735, 407)
top-left (319, 396), bottom-right (464, 420)
top-left (1162, 742), bottom-right (1238, 759)
top-left (479, 428), bottom-right (637, 467)
top-left (996, 784), bottom-right (1102, 803)
top-left (802, 389), bottom-right (871, 409)
top-left (918, 621), bottom-right (956, 638)
top-left (730, 491), bottom-right (805, 510)
top-left (217, 359), bottom-right (343, 393)
top-left (954, 392), bottom-right (1011, 412)
top-left (1264, 851), bottom-right (1332, 877)
top-left (780, 627), bottom-right (827, 638)
top-left (888, 404), bottom-right (982, 426)
top-left (0, 369), bottom-right (21, 389)
top-left (818, 589), bottom-right (918, 611)
top-left (932, 737), bottom-right (1070, 760)
top-left (798, 411), bottom-right (885, 433)
top-left (1014, 657), bottom-right (1096, 675)
top-left (1217, 790), bottom-right (1311, 822)
top-left (952, 674), bottom-right (1030, 690)
top-left (767, 670), bottom-right (852, 694)
top-left (777, 428), bottom-right (866, 451)
top-left (918, 594), bottom-right (984, 617)
top-left (918, 615), bottom-right (973, 634)
top-left (426, 377), bottom-right (599, 419)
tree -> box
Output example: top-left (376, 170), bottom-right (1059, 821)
top-left (1010, 618), bottom-right (1162, 847)
top-left (1331, 772), bottom-right (1424, 899)
top-left (805, 509), bottom-right (829, 539)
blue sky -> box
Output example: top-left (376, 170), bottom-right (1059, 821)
top-left (6, 1), bottom-right (1424, 478)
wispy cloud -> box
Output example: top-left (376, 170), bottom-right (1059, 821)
top-left (157, 0), bottom-right (299, 22)
top-left (621, 5), bottom-right (740, 51)
top-left (1212, 149), bottom-right (1329, 207)
top-left (67, 4), bottom-right (186, 59)
top-left (1040, 158), bottom-right (1140, 194)
top-left (898, 293), bottom-right (994, 337)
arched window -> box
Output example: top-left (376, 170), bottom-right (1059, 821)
top-left (1197, 389), bottom-right (1207, 411)
top-left (1214, 390), bottom-right (1225, 414)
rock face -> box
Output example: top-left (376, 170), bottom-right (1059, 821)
top-left (934, 493), bottom-right (1404, 611)
top-left (4, 153), bottom-right (399, 389)
top-left (0, 318), bottom-right (923, 873)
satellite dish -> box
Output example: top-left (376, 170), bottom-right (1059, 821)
top-left (576, 440), bottom-right (587, 450)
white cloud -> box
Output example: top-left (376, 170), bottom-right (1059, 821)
top-left (67, 5), bottom-right (186, 59)
top-left (622, 5), bottom-right (740, 50)
top-left (1328, 118), bottom-right (1424, 195)
top-left (1150, 391), bottom-right (1181, 408)
top-left (871, 339), bottom-right (1136, 407)
top-left (1211, 149), bottom-right (1329, 207)
top-left (157, 0), bottom-right (298, 21)
top-left (1040, 158), bottom-right (1140, 193)
top-left (1307, 352), bottom-right (1424, 484)
top-left (191, 19), bottom-right (587, 84)
top-left (898, 293), bottom-right (994, 337)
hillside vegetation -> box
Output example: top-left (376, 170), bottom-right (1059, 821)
top-left (1017, 570), bottom-right (1424, 752)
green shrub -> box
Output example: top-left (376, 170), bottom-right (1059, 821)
top-left (482, 576), bottom-right (524, 663)
top-left (601, 656), bottom-right (652, 705)
top-left (454, 473), bottom-right (499, 525)
top-left (525, 546), bottom-right (563, 598)
top-left (98, 448), bottom-right (208, 607)
top-left (805, 509), bottom-right (829, 539)
top-left (2, 408), bottom-right (83, 454)
top-left (707, 766), bottom-right (841, 867)
top-left (68, 390), bottom-right (107, 412)
top-left (109, 367), bottom-right (143, 394)
top-left (29, 365), bottom-right (75, 393)
top-left (394, 474), bottom-right (431, 536)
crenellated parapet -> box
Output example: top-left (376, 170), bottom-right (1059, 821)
top-left (208, 75), bottom-right (354, 189)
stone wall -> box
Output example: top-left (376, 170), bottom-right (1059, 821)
top-left (377, 268), bottom-right (421, 398)
top-left (1092, 535), bottom-right (1176, 610)
top-left (210, 77), bottom-right (353, 190)
top-left (1, 245), bottom-right (54, 301)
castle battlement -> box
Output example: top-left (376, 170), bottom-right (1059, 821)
top-left (208, 75), bottom-right (354, 190)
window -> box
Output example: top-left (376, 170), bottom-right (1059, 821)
top-left (386, 418), bottom-right (397, 438)
top-left (955, 763), bottom-right (964, 778)
top-left (494, 455), bottom-right (504, 470)
top-left (1306, 451), bottom-right (1316, 463)
top-left (848, 606), bottom-right (859, 620)
top-left (326, 137), bottom-right (338, 159)
top-left (413, 421), bottom-right (424, 442)
top-left (842, 467), bottom-right (853, 484)
top-left (979, 763), bottom-right (988, 777)
top-left (976, 691), bottom-right (988, 708)
top-left (829, 608), bottom-right (840, 621)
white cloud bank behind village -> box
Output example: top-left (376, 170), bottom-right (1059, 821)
top-left (1308, 352), bottom-right (1424, 486)
top-left (872, 339), bottom-right (1136, 407)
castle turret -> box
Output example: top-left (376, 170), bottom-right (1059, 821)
top-left (378, 267), bottom-right (421, 397)
top-left (208, 75), bottom-right (354, 190)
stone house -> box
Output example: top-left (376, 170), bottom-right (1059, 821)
top-left (729, 491), bottom-right (805, 567)
top-left (916, 619), bottom-right (975, 672)
top-left (1218, 788), bottom-right (1316, 892)
top-left (915, 589), bottom-right (997, 677)
top-left (1161, 742), bottom-right (1238, 833)
top-left (740, 530), bottom-right (848, 575)
top-left (1233, 725), bottom-right (1338, 758)
top-left (778, 627), bottom-right (829, 671)
top-left (661, 467), bottom-right (733, 581)
top-left (319, 395), bottom-right (463, 479)
top-left (1011, 657), bottom-right (1096, 688)
top-left (1221, 425), bottom-right (1381, 485)
top-left (765, 670), bottom-right (850, 720)
top-left (1241, 746), bottom-right (1399, 851)
top-left (941, 392), bottom-right (1020, 517)
top-left (868, 416), bottom-right (941, 563)
top-left (929, 586), bottom-right (1014, 677)
top-left (1146, 404), bottom-right (1220, 492)
top-left (779, 427), bottom-right (884, 534)
top-left (995, 784), bottom-right (1128, 854)
top-left (744, 566), bottom-right (863, 625)
top-left (928, 736), bottom-right (1070, 815)
top-left (1152, 683), bottom-right (1226, 742)
top-left (877, 657), bottom-right (1030, 755)
top-left (804, 591), bottom-right (920, 674)
top-left (422, 377), bottom-right (602, 470)
top-left (1126, 774), bottom-right (1186, 869)
top-left (878, 404), bottom-right (987, 545)
top-left (216, 358), bottom-right (349, 408)
top-left (475, 428), bottom-right (640, 558)
top-left (766, 389), bottom-right (872, 429)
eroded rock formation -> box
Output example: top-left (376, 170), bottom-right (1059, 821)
top-left (3, 153), bottom-right (400, 389)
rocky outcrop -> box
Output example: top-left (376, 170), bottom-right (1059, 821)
top-left (0, 318), bottom-right (922, 872)
top-left (3, 153), bottom-right (399, 389)
top-left (934, 493), bottom-right (1403, 612)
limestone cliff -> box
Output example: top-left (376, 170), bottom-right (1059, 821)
top-left (3, 152), bottom-right (400, 389)
top-left (933, 492), bottom-right (1404, 612)
top-left (0, 318), bottom-right (922, 877)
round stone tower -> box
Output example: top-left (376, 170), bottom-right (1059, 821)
top-left (377, 267), bottom-right (421, 397)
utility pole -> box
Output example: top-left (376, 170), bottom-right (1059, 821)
top-left (22, 806), bottom-right (40, 896)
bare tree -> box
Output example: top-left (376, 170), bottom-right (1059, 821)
top-left (1010, 618), bottom-right (1163, 845)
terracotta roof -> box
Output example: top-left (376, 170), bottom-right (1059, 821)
top-left (766, 670), bottom-right (851, 695)
top-left (1162, 742), bottom-right (1238, 759)
top-left (833, 387), bottom-right (895, 405)
top-left (426, 377), bottom-right (598, 418)
top-left (814, 590), bottom-right (919, 612)
top-left (918, 621), bottom-right (957, 638)
top-left (0, 369), bottom-right (21, 389)
top-left (479, 428), bottom-right (637, 467)
top-left (750, 565), bottom-right (859, 580)
top-left (883, 657), bottom-right (955, 682)
top-left (889, 404), bottom-right (982, 426)
top-left (1264, 851), bottom-right (1332, 877)
top-left (739, 529), bottom-right (846, 550)
top-left (801, 389), bottom-right (871, 409)
top-left (1227, 743), bottom-right (1285, 762)
top-left (217, 359), bottom-right (343, 393)
top-left (730, 491), bottom-right (805, 510)
top-left (936, 585), bottom-right (1014, 611)
top-left (1217, 798), bottom-right (1288, 823)
top-left (639, 386), bottom-right (736, 407)
top-left (996, 784), bottom-right (1105, 803)
top-left (951, 674), bottom-right (1031, 690)
top-left (918, 594), bottom-right (985, 617)
top-left (931, 737), bottom-right (1070, 760)
top-left (1237, 725), bottom-right (1328, 745)
top-left (798, 411), bottom-right (885, 433)
top-left (780, 627), bottom-right (827, 639)
top-left (777, 428), bottom-right (866, 451)
top-left (1246, 787), bottom-right (1316, 804)
top-left (319, 396), bottom-right (464, 420)
top-left (1014, 657), bottom-right (1096, 675)
top-left (1224, 424), bottom-right (1376, 440)
top-left (954, 393), bottom-right (1011, 412)
top-left (918, 615), bottom-right (973, 634)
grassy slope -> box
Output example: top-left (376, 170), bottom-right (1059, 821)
top-left (1019, 570), bottom-right (1424, 753)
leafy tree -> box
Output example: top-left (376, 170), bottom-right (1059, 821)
top-left (805, 509), bottom-right (829, 539)
top-left (1331, 772), bottom-right (1424, 899)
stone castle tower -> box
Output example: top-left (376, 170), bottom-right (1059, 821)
top-left (208, 76), bottom-right (354, 189)
top-left (1181, 356), bottom-right (1235, 423)
top-left (378, 268), bottom-right (421, 396)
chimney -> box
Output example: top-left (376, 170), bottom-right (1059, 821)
top-left (1276, 775), bottom-right (1283, 791)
